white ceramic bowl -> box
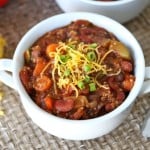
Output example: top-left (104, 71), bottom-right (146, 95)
top-left (0, 12), bottom-right (150, 140)
top-left (55, 0), bottom-right (149, 23)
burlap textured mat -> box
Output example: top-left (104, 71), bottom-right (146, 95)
top-left (0, 0), bottom-right (150, 149)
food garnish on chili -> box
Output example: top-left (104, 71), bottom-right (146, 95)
top-left (20, 20), bottom-right (135, 120)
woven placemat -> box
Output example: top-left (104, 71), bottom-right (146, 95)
top-left (0, 0), bottom-right (150, 149)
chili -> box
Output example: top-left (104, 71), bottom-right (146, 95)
top-left (20, 20), bottom-right (135, 120)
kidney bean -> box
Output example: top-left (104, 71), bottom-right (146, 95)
top-left (116, 90), bottom-right (125, 102)
top-left (88, 94), bottom-right (99, 101)
top-left (121, 60), bottom-right (133, 72)
top-left (19, 66), bottom-right (33, 92)
top-left (108, 76), bottom-right (119, 90)
top-left (54, 99), bottom-right (74, 112)
top-left (105, 102), bottom-right (115, 112)
top-left (115, 72), bottom-right (124, 82)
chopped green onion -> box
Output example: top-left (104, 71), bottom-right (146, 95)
top-left (60, 54), bottom-right (70, 63)
top-left (83, 64), bottom-right (91, 72)
top-left (77, 81), bottom-right (85, 89)
top-left (84, 75), bottom-right (90, 83)
top-left (89, 83), bottom-right (96, 92)
top-left (89, 43), bottom-right (98, 48)
top-left (87, 51), bottom-right (96, 61)
top-left (64, 69), bottom-right (71, 77)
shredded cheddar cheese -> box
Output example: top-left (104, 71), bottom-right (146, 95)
top-left (41, 39), bottom-right (119, 97)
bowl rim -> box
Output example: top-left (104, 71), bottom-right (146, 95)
top-left (13, 12), bottom-right (145, 123)
top-left (81, 0), bottom-right (137, 6)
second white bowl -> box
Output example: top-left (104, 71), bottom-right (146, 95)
top-left (55, 0), bottom-right (149, 23)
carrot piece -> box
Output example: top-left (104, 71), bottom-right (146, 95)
top-left (33, 58), bottom-right (47, 76)
top-left (46, 43), bottom-right (58, 57)
top-left (34, 75), bottom-right (52, 91)
top-left (44, 96), bottom-right (53, 111)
